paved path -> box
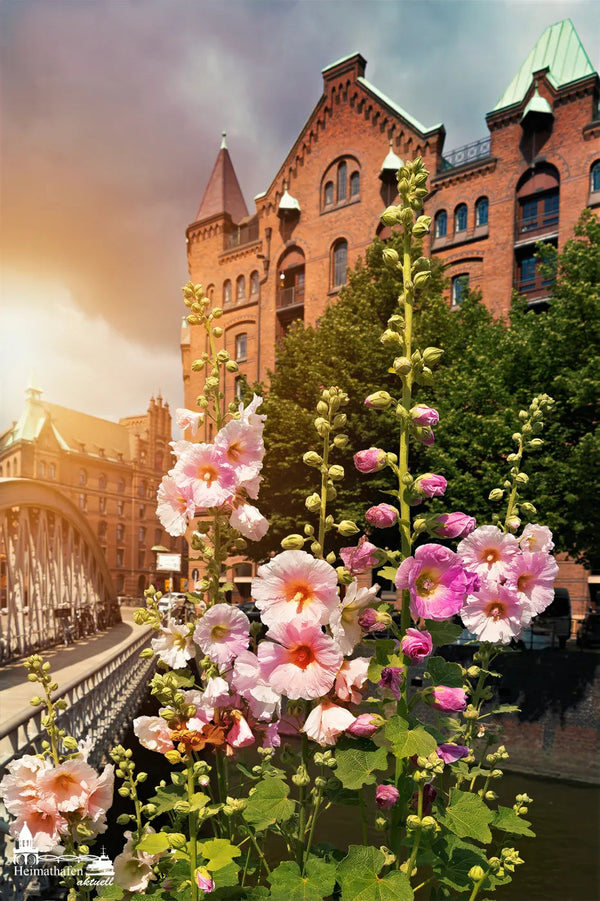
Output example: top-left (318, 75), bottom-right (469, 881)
top-left (0, 607), bottom-right (151, 724)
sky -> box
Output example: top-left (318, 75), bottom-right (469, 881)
top-left (1, 0), bottom-right (599, 429)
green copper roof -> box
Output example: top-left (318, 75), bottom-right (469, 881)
top-left (492, 19), bottom-right (596, 112)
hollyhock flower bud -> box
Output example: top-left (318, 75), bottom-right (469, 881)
top-left (281, 534), bottom-right (306, 550)
top-left (340, 537), bottom-right (379, 575)
top-left (415, 427), bottom-right (435, 446)
top-left (195, 867), bottom-right (215, 893)
top-left (379, 666), bottom-right (403, 699)
top-left (365, 391), bottom-right (393, 410)
top-left (410, 404), bottom-right (439, 426)
top-left (365, 503), bottom-right (398, 528)
top-left (414, 473), bottom-right (447, 499)
top-left (401, 628), bottom-right (433, 662)
top-left (437, 744), bottom-right (471, 764)
top-left (376, 784), bottom-right (400, 809)
top-left (433, 512), bottom-right (477, 539)
top-left (347, 713), bottom-right (384, 738)
top-left (431, 686), bottom-right (468, 712)
top-left (337, 520), bottom-right (360, 537)
top-left (358, 608), bottom-right (389, 633)
top-left (354, 448), bottom-right (387, 473)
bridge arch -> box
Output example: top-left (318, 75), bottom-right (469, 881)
top-left (0, 478), bottom-right (115, 661)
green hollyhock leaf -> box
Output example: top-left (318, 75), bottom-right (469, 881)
top-left (434, 844), bottom-right (490, 892)
top-left (490, 704), bottom-right (521, 715)
top-left (136, 832), bottom-right (171, 854)
top-left (335, 741), bottom-right (389, 790)
top-left (492, 806), bottom-right (536, 837)
top-left (268, 858), bottom-right (337, 900)
top-left (96, 886), bottom-right (125, 899)
top-left (146, 783), bottom-right (182, 815)
top-left (377, 566), bottom-right (398, 584)
top-left (243, 777), bottom-right (294, 830)
top-left (337, 845), bottom-right (414, 900)
top-left (212, 861), bottom-right (241, 889)
top-left (424, 619), bottom-right (464, 646)
top-left (200, 838), bottom-right (243, 871)
top-left (442, 789), bottom-right (494, 843)
top-left (189, 791), bottom-right (210, 811)
top-left (384, 716), bottom-right (438, 759)
top-left (424, 656), bottom-right (464, 688)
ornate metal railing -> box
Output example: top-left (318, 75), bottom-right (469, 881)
top-left (226, 220), bottom-right (259, 249)
top-left (441, 136), bottom-right (491, 170)
top-left (276, 286), bottom-right (305, 309)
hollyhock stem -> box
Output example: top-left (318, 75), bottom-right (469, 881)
top-left (398, 224), bottom-right (415, 635)
top-left (302, 765), bottom-right (324, 872)
top-left (503, 433), bottom-right (524, 531)
top-left (187, 758), bottom-right (199, 901)
top-left (406, 783), bottom-right (424, 878)
top-left (296, 729), bottom-right (310, 867)
top-left (317, 433), bottom-right (330, 558)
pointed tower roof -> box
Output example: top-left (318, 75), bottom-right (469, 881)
top-left (492, 19), bottom-right (595, 113)
top-left (194, 132), bottom-right (249, 224)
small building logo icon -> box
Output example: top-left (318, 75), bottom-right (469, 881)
top-left (13, 824), bottom-right (39, 866)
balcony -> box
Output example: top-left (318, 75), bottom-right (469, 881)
top-left (277, 286), bottom-right (305, 309)
top-left (226, 220), bottom-right (259, 249)
top-left (441, 136), bottom-right (491, 171)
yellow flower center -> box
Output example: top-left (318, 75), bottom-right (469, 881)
top-left (211, 624), bottom-right (230, 642)
top-left (485, 601), bottom-right (506, 621)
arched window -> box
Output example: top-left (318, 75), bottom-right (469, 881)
top-left (324, 181), bottom-right (334, 206)
top-left (236, 275), bottom-right (245, 302)
top-left (350, 171), bottom-right (360, 197)
top-left (331, 239), bottom-right (348, 288)
top-left (454, 204), bottom-right (468, 233)
top-left (591, 161), bottom-right (600, 193)
top-left (451, 273), bottom-right (470, 306)
top-left (250, 270), bottom-right (260, 296)
top-left (223, 279), bottom-right (232, 305)
top-left (475, 197), bottom-right (489, 227)
top-left (516, 165), bottom-right (560, 235)
top-left (337, 162), bottom-right (347, 201)
top-left (206, 284), bottom-right (215, 301)
top-left (435, 210), bottom-right (447, 238)
top-left (235, 333), bottom-right (248, 362)
top-left (78, 468), bottom-right (87, 486)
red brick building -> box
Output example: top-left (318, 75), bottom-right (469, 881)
top-left (183, 19), bottom-right (599, 621)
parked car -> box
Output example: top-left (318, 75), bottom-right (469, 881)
top-left (577, 612), bottom-right (600, 649)
top-left (520, 587), bottom-right (571, 650)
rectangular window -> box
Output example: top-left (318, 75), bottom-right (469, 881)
top-left (521, 199), bottom-right (538, 231)
top-left (138, 526), bottom-right (146, 544)
top-left (116, 549), bottom-right (124, 568)
top-left (117, 500), bottom-right (124, 517)
top-left (138, 549), bottom-right (145, 568)
top-left (79, 493), bottom-right (87, 511)
top-left (99, 497), bottom-right (107, 514)
top-left (235, 333), bottom-right (248, 362)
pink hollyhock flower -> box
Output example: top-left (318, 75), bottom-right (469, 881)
top-left (507, 551), bottom-right (559, 615)
top-left (194, 605), bottom-right (250, 667)
top-left (251, 550), bottom-right (338, 626)
top-left (358, 608), bottom-right (389, 633)
top-left (437, 744), bottom-right (470, 764)
top-left (86, 764), bottom-right (115, 825)
top-left (152, 621), bottom-right (195, 669)
top-left (197, 676), bottom-right (231, 710)
top-left (457, 525), bottom-right (519, 582)
top-left (431, 686), bottom-right (467, 712)
top-left (411, 783), bottom-right (437, 816)
top-left (258, 620), bottom-right (343, 700)
top-left (156, 474), bottom-right (196, 537)
top-left (354, 448), bottom-right (387, 473)
top-left (401, 628), bottom-right (433, 663)
top-left (37, 760), bottom-right (98, 813)
top-left (379, 666), bottom-right (403, 699)
top-left (10, 800), bottom-right (68, 851)
top-left (329, 580), bottom-right (381, 654)
top-left (395, 544), bottom-right (471, 621)
top-left (175, 407), bottom-right (204, 436)
top-left (232, 650), bottom-right (281, 721)
top-left (411, 404), bottom-right (439, 426)
top-left (173, 444), bottom-right (237, 509)
top-left (227, 712), bottom-right (255, 749)
top-left (461, 582), bottom-right (529, 644)
top-left (376, 784), bottom-right (400, 809)
top-left (133, 716), bottom-right (174, 754)
top-left (239, 393), bottom-right (267, 432)
top-left (335, 657), bottom-right (370, 704)
top-left (346, 713), bottom-right (383, 738)
top-left (229, 502), bottom-right (269, 540)
top-left (196, 867), bottom-right (215, 894)
top-left (215, 418), bottom-right (265, 486)
top-left (433, 512), bottom-right (477, 539)
top-left (519, 523), bottom-right (554, 554)
top-left (302, 701), bottom-right (357, 746)
top-left (261, 722), bottom-right (281, 748)
top-left (365, 503), bottom-right (398, 528)
top-left (0, 754), bottom-right (50, 814)
top-left (113, 840), bottom-right (157, 892)
top-left (414, 473), bottom-right (447, 499)
top-left (340, 536), bottom-right (379, 575)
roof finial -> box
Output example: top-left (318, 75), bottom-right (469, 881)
top-left (221, 131), bottom-right (227, 149)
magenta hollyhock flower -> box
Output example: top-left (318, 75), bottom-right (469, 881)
top-left (175, 408), bottom-right (204, 436)
top-left (401, 628), bottom-right (433, 662)
top-left (414, 473), bottom-right (447, 499)
top-left (257, 620), bottom-right (343, 700)
top-left (461, 582), bottom-right (529, 644)
top-left (358, 607), bottom-right (388, 633)
top-left (457, 525), bottom-right (519, 582)
top-left (195, 867), bottom-right (215, 893)
top-left (506, 551), bottom-right (559, 615)
top-left (376, 784), bottom-right (400, 809)
top-left (173, 444), bottom-right (237, 509)
top-left (437, 744), bottom-right (470, 764)
top-left (353, 447), bottom-right (387, 473)
top-left (411, 783), bottom-right (437, 816)
top-left (410, 404), bottom-right (439, 426)
top-left (329, 581), bottom-right (381, 654)
top-left (519, 523), bottom-right (554, 554)
top-left (302, 702), bottom-right (357, 747)
top-left (395, 543), bottom-right (471, 621)
top-left (415, 427), bottom-right (435, 446)
top-left (156, 474), bottom-right (196, 537)
top-left (227, 712), bottom-right (255, 749)
top-left (340, 536), bottom-right (379, 575)
top-left (431, 686), bottom-right (467, 712)
top-left (193, 604), bottom-right (250, 667)
top-left (347, 713), bottom-right (383, 738)
top-left (365, 503), bottom-right (398, 528)
top-left (229, 502), bottom-right (269, 541)
top-left (433, 512), bottom-right (477, 539)
top-left (379, 666), bottom-right (403, 699)
top-left (251, 550), bottom-right (338, 626)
